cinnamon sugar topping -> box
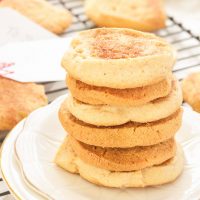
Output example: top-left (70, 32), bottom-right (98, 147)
top-left (90, 29), bottom-right (162, 59)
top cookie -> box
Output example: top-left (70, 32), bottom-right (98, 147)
top-left (85, 0), bottom-right (166, 32)
top-left (62, 28), bottom-right (176, 89)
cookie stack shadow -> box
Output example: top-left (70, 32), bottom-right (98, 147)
top-left (55, 28), bottom-right (184, 188)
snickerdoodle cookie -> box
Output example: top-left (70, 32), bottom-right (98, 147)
top-left (62, 28), bottom-right (175, 89)
top-left (55, 138), bottom-right (184, 188)
top-left (66, 78), bottom-right (182, 126)
top-left (0, 77), bottom-right (47, 130)
top-left (182, 72), bottom-right (200, 112)
top-left (85, 0), bottom-right (166, 32)
top-left (67, 75), bottom-right (172, 106)
top-left (59, 106), bottom-right (182, 148)
top-left (69, 136), bottom-right (176, 172)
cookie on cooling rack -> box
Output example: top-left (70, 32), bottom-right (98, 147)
top-left (85, 0), bottom-right (166, 31)
top-left (0, 0), bottom-right (72, 34)
top-left (182, 72), bottom-right (200, 112)
top-left (0, 77), bottom-right (48, 130)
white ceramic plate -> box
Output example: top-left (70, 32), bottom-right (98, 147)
top-left (0, 119), bottom-right (45, 200)
top-left (2, 95), bottom-right (200, 200)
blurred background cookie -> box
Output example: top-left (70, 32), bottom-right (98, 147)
top-left (85, 0), bottom-right (166, 31)
top-left (0, 0), bottom-right (72, 34)
top-left (182, 72), bottom-right (200, 113)
top-left (0, 77), bottom-right (48, 130)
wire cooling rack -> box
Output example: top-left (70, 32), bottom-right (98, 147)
top-left (1, 0), bottom-right (200, 199)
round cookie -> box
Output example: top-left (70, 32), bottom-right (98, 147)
top-left (67, 75), bottom-right (172, 106)
top-left (59, 106), bottom-right (183, 148)
top-left (85, 0), bottom-right (166, 32)
top-left (69, 136), bottom-right (176, 172)
top-left (66, 78), bottom-right (182, 126)
top-left (182, 72), bottom-right (200, 113)
top-left (62, 28), bottom-right (176, 89)
top-left (55, 138), bottom-right (184, 188)
top-left (0, 77), bottom-right (48, 130)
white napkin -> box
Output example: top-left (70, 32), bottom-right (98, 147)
top-left (0, 37), bottom-right (74, 82)
top-left (0, 8), bottom-right (56, 46)
top-left (0, 8), bottom-right (74, 82)
top-left (0, 8), bottom-right (76, 82)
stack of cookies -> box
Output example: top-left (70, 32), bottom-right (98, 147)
top-left (55, 28), bottom-right (184, 187)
